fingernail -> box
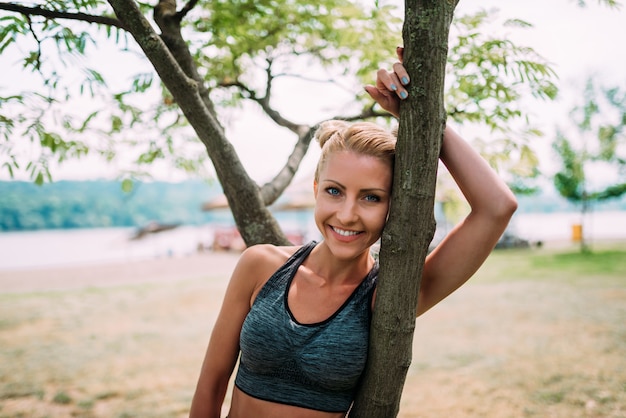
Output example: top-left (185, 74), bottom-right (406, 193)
top-left (391, 84), bottom-right (397, 91)
top-left (400, 91), bottom-right (408, 99)
top-left (401, 77), bottom-right (409, 85)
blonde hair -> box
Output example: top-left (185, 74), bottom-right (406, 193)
top-left (313, 120), bottom-right (397, 182)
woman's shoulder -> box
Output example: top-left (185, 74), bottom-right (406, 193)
top-left (235, 242), bottom-right (305, 281)
top-left (240, 242), bottom-right (302, 264)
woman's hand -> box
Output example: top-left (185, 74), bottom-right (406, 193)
top-left (364, 47), bottom-right (410, 118)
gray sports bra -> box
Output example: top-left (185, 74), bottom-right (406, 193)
top-left (234, 241), bottom-right (378, 413)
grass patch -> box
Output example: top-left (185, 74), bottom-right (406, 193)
top-left (531, 250), bottom-right (626, 276)
top-left (94, 391), bottom-right (119, 400)
top-left (77, 399), bottom-right (95, 409)
top-left (534, 389), bottom-right (566, 405)
top-left (0, 382), bottom-right (44, 400)
top-left (52, 391), bottom-right (72, 405)
top-left (475, 244), bottom-right (626, 285)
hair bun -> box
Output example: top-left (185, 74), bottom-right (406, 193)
top-left (315, 120), bottom-right (349, 149)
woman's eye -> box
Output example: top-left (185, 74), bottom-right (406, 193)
top-left (364, 194), bottom-right (381, 203)
top-left (325, 187), bottom-right (340, 196)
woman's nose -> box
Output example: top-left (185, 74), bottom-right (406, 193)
top-left (336, 200), bottom-right (358, 224)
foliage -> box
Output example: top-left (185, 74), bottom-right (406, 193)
top-left (446, 10), bottom-right (555, 191)
top-left (0, 1), bottom-right (557, 187)
top-left (552, 78), bottom-right (626, 251)
top-left (448, 11), bottom-right (558, 129)
top-left (553, 78), bottom-right (626, 204)
top-left (0, 0), bottom-right (401, 184)
top-left (575, 0), bottom-right (622, 7)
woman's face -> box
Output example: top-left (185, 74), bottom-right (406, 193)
top-left (314, 150), bottom-right (392, 261)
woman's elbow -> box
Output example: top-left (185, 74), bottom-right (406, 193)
top-left (485, 191), bottom-right (518, 226)
top-left (495, 182), bottom-right (518, 214)
top-left (500, 193), bottom-right (518, 219)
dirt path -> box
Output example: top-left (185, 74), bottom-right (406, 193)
top-left (0, 251), bottom-right (240, 293)
top-left (0, 252), bottom-right (624, 417)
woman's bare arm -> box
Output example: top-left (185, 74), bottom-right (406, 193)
top-left (189, 246), bottom-right (268, 417)
top-left (417, 127), bottom-right (517, 316)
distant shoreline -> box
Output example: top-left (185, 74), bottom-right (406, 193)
top-left (2, 179), bottom-right (626, 233)
top-left (1, 211), bottom-right (626, 271)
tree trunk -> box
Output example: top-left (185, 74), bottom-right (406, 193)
top-left (106, 0), bottom-right (289, 246)
top-left (350, 1), bottom-right (458, 416)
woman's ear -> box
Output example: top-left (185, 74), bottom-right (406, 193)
top-left (313, 181), bottom-right (318, 197)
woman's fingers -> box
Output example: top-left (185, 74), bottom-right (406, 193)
top-left (365, 48), bottom-right (411, 117)
top-left (393, 62), bottom-right (410, 87)
top-left (396, 46), bottom-right (404, 63)
top-left (376, 68), bottom-right (408, 100)
top-left (365, 84), bottom-right (399, 117)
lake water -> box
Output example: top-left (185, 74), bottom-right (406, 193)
top-left (511, 211), bottom-right (626, 244)
top-left (0, 211), bottom-right (624, 271)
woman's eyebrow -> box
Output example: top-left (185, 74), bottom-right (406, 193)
top-left (362, 187), bottom-right (389, 194)
top-left (319, 179), bottom-right (345, 188)
top-left (321, 179), bottom-right (389, 194)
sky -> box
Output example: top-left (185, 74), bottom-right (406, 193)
top-left (2, 0), bottom-right (625, 184)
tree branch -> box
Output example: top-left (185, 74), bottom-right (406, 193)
top-left (0, 2), bottom-right (129, 31)
top-left (259, 126), bottom-right (316, 205)
top-left (152, 0), bottom-right (218, 118)
top-left (23, 13), bottom-right (43, 70)
top-left (176, 0), bottom-right (199, 20)
top-left (220, 50), bottom-right (395, 208)
top-left (220, 78), bottom-right (309, 136)
top-left (341, 105), bottom-right (393, 121)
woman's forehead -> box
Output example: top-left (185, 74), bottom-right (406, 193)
top-left (320, 151), bottom-right (392, 187)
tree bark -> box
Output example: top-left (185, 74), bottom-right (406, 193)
top-left (350, 1), bottom-right (458, 416)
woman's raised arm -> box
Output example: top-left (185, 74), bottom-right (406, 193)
top-left (417, 126), bottom-right (517, 316)
top-left (365, 51), bottom-right (518, 316)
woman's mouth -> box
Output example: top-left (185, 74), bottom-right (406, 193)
top-left (331, 226), bottom-right (361, 237)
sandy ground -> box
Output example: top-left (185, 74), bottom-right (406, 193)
top-left (0, 251), bottom-right (241, 293)
top-left (0, 249), bottom-right (624, 417)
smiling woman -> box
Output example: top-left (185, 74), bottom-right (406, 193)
top-left (189, 53), bottom-right (518, 417)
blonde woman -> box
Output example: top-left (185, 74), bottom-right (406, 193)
top-left (189, 55), bottom-right (517, 418)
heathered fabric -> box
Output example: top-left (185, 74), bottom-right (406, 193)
top-left (234, 241), bottom-right (378, 413)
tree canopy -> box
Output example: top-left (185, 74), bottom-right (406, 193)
top-left (1, 0), bottom-right (566, 250)
top-left (1, 0), bottom-right (559, 188)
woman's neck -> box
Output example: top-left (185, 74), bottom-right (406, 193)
top-left (306, 242), bottom-right (375, 286)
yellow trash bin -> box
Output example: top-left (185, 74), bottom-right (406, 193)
top-left (571, 224), bottom-right (583, 242)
